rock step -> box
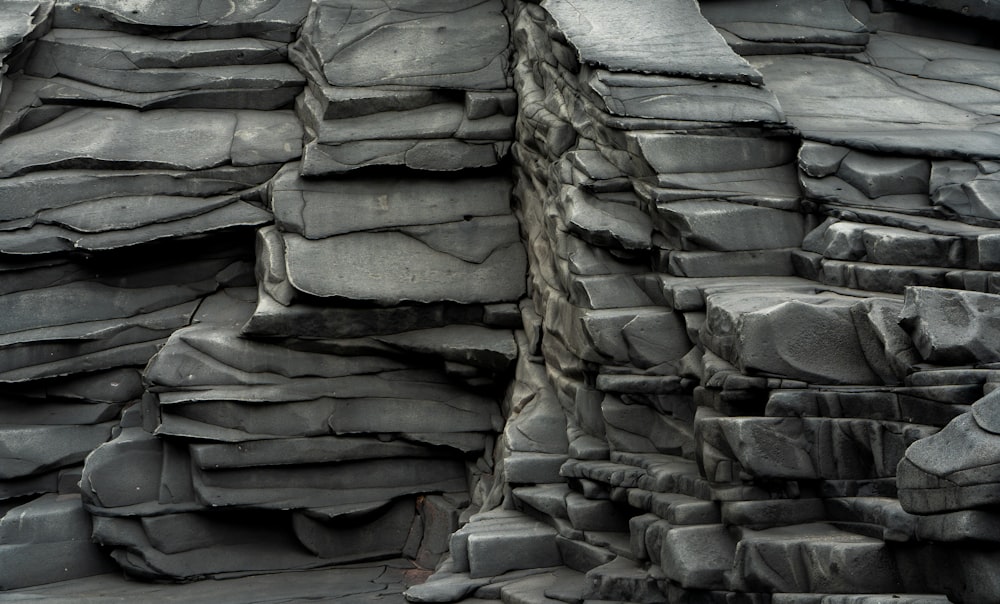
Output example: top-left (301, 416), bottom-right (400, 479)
top-left (0, 493), bottom-right (117, 590)
top-left (732, 523), bottom-right (904, 594)
top-left (449, 509), bottom-right (562, 579)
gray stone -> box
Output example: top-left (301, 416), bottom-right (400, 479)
top-left (541, 0), bottom-right (760, 83)
top-left (282, 231), bottom-right (525, 305)
top-left (899, 286), bottom-right (1000, 365)
top-left (269, 163), bottom-right (513, 239)
top-left (299, 0), bottom-right (510, 90)
top-left (733, 524), bottom-right (904, 593)
top-left (898, 394), bottom-right (1000, 514)
top-left (301, 137), bottom-right (509, 175)
top-left (293, 498), bottom-right (416, 561)
top-left (655, 200), bottom-right (808, 252)
top-left (752, 52), bottom-right (1000, 159)
top-left (0, 494), bottom-right (116, 590)
top-left (700, 0), bottom-right (868, 54)
top-left (583, 69), bottom-right (784, 124)
top-left (0, 108), bottom-right (302, 177)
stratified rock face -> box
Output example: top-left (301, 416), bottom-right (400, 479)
top-left (5, 0), bottom-right (1000, 602)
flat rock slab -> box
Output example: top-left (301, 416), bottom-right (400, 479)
top-left (282, 230), bottom-right (526, 305)
top-left (699, 0), bottom-right (868, 54)
top-left (0, 195), bottom-right (270, 254)
top-left (752, 48), bottom-right (1000, 160)
top-left (7, 73), bottom-right (300, 112)
top-left (269, 162), bottom-right (513, 238)
top-left (299, 0), bottom-right (510, 90)
top-left (540, 0), bottom-right (760, 83)
top-left (51, 0), bottom-right (311, 42)
top-left (0, 107), bottom-right (302, 177)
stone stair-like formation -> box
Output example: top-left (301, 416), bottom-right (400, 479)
top-left (2, 1), bottom-right (1000, 603)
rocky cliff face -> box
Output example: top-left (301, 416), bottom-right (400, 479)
top-left (2, 1), bottom-right (1000, 603)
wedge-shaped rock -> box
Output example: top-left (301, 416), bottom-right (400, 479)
top-left (0, 108), bottom-right (301, 177)
top-left (52, 0), bottom-right (311, 41)
top-left (298, 0), bottom-right (510, 90)
top-left (899, 287), bottom-right (1000, 365)
top-left (541, 0), bottom-right (759, 83)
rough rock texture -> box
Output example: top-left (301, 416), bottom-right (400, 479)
top-left (4, 0), bottom-right (1000, 603)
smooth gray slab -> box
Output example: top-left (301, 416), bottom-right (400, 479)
top-left (301, 0), bottom-right (510, 90)
top-left (541, 0), bottom-right (760, 83)
top-left (0, 108), bottom-right (301, 177)
top-left (282, 231), bottom-right (525, 305)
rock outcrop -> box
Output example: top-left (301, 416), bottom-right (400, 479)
top-left (2, 1), bottom-right (1000, 603)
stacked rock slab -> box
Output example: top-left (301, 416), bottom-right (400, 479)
top-left (0, 0), bottom-right (306, 589)
top-left (68, 0), bottom-right (529, 584)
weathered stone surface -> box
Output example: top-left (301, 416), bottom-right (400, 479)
top-left (732, 524), bottom-right (903, 593)
top-left (898, 390), bottom-right (1000, 514)
top-left (753, 41), bottom-right (1000, 159)
top-left (700, 0), bottom-right (868, 54)
top-left (298, 0), bottom-right (510, 90)
top-left (269, 163), bottom-right (513, 238)
top-left (702, 291), bottom-right (885, 385)
top-left (899, 287), bottom-right (1000, 365)
top-left (541, 0), bottom-right (760, 83)
top-left (51, 0), bottom-right (311, 41)
top-left (0, 108), bottom-right (302, 177)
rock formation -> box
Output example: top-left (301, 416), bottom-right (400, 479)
top-left (2, 0), bottom-right (1000, 603)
